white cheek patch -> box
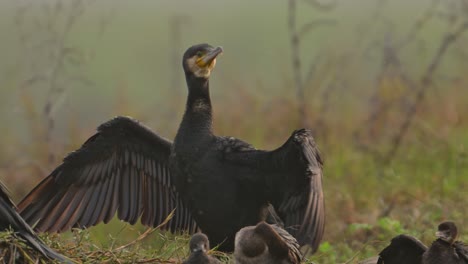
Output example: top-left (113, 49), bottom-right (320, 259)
top-left (187, 56), bottom-right (212, 78)
top-left (195, 68), bottom-right (211, 78)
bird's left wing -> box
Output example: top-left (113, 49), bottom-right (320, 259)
top-left (223, 129), bottom-right (324, 252)
top-left (17, 116), bottom-right (197, 234)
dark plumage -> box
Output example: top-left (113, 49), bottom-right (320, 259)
top-left (0, 181), bottom-right (70, 263)
top-left (378, 221), bottom-right (467, 264)
top-left (234, 221), bottom-right (302, 264)
top-left (422, 221), bottom-right (468, 264)
top-left (17, 43), bottom-right (324, 252)
top-left (183, 233), bottom-right (221, 264)
top-left (377, 234), bottom-right (427, 264)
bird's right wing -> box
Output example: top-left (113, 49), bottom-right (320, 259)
top-left (18, 116), bottom-right (197, 233)
top-left (377, 234), bottom-right (427, 264)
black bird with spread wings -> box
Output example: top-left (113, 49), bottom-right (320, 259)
top-left (0, 181), bottom-right (70, 262)
top-left (17, 44), bottom-right (325, 252)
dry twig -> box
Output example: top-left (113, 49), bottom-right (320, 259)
top-left (287, 0), bottom-right (336, 128)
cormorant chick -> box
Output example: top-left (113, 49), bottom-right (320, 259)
top-left (183, 233), bottom-right (221, 264)
top-left (422, 221), bottom-right (467, 264)
top-left (378, 221), bottom-right (467, 264)
top-left (0, 181), bottom-right (70, 263)
top-left (234, 222), bottom-right (302, 264)
top-left (17, 44), bottom-right (324, 252)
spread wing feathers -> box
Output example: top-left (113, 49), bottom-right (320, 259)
top-left (269, 129), bottom-right (324, 252)
top-left (0, 181), bottom-right (71, 262)
top-left (454, 241), bottom-right (468, 262)
top-left (17, 116), bottom-right (197, 233)
top-left (224, 129), bottom-right (325, 252)
top-left (377, 234), bottom-right (427, 264)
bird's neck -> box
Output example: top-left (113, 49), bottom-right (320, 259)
top-left (176, 75), bottom-right (214, 146)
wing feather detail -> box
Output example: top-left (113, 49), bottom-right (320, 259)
top-left (18, 116), bottom-right (197, 233)
top-left (223, 129), bottom-right (325, 252)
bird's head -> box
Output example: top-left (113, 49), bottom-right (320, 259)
top-left (182, 44), bottom-right (223, 79)
top-left (436, 221), bottom-right (458, 244)
top-left (189, 233), bottom-right (210, 253)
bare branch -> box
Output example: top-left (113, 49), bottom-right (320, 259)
top-left (383, 21), bottom-right (468, 164)
top-left (287, 0), bottom-right (337, 128)
top-left (397, 0), bottom-right (442, 50)
top-left (15, 0), bottom-right (106, 167)
top-left (288, 0), bottom-right (308, 127)
top-left (303, 53), bottom-right (322, 88)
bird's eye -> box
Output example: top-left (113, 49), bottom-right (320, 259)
top-left (196, 51), bottom-right (203, 57)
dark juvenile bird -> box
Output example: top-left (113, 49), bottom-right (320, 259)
top-left (17, 43), bottom-right (324, 252)
top-left (234, 221), bottom-right (302, 264)
top-left (422, 221), bottom-right (467, 264)
top-left (377, 234), bottom-right (427, 264)
top-left (377, 221), bottom-right (467, 264)
top-left (183, 233), bottom-right (221, 264)
top-left (0, 181), bottom-right (70, 263)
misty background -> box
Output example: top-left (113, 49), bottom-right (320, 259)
top-left (0, 1), bottom-right (466, 262)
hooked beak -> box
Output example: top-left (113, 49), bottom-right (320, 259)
top-left (197, 46), bottom-right (223, 67)
top-left (436, 231), bottom-right (450, 242)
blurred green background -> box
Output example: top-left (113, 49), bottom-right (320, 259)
top-left (0, 0), bottom-right (467, 263)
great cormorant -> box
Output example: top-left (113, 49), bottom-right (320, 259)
top-left (17, 43), bottom-right (325, 252)
top-left (183, 233), bottom-right (221, 264)
top-left (0, 181), bottom-right (70, 262)
top-left (234, 221), bottom-right (302, 264)
top-left (377, 221), bottom-right (467, 264)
